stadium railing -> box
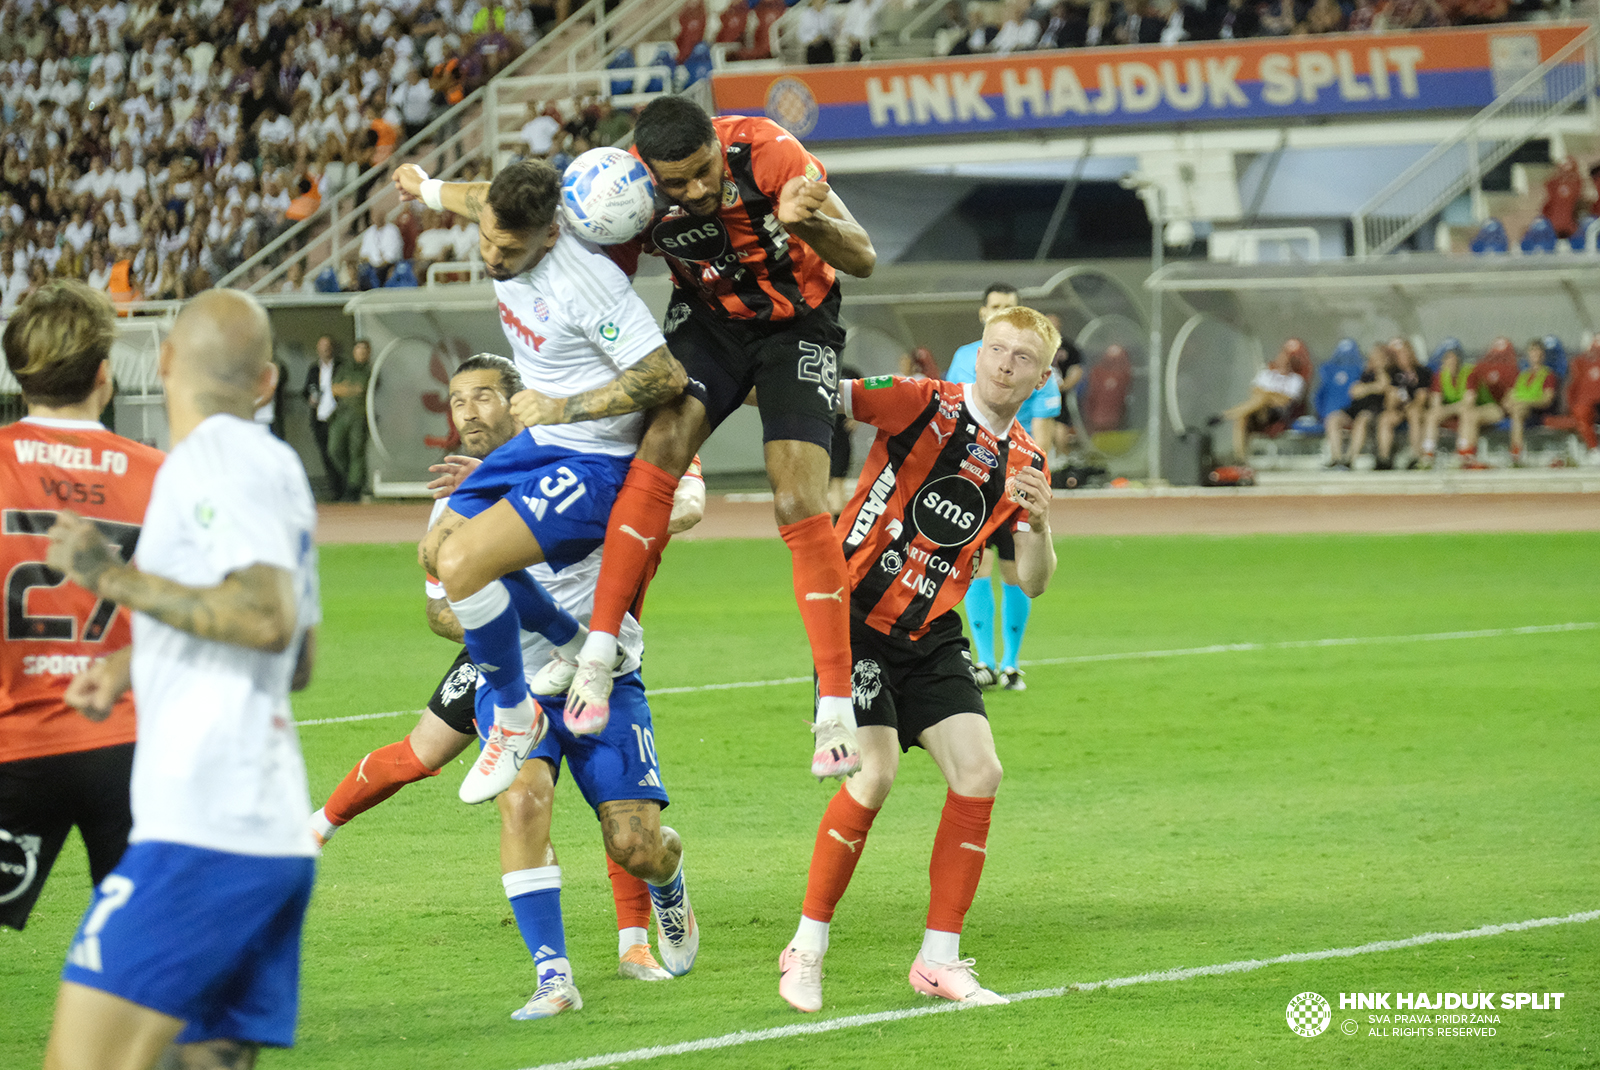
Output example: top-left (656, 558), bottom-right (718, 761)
top-left (1351, 22), bottom-right (1599, 258)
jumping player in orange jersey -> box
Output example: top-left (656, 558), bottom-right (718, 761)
top-left (0, 281), bottom-right (164, 933)
top-left (778, 306), bottom-right (1060, 1013)
top-left (551, 96), bottom-right (878, 781)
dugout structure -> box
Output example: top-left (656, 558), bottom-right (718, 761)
top-left (1149, 254), bottom-right (1600, 469)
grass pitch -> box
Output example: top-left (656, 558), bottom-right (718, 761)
top-left (3, 532), bottom-right (1597, 1069)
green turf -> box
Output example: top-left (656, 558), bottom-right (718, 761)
top-left (3, 533), bottom-right (1597, 1069)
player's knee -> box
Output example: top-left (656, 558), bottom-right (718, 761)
top-left (496, 780), bottom-right (554, 832)
top-left (603, 829), bottom-right (660, 877)
top-left (850, 763), bottom-right (897, 809)
top-left (435, 536), bottom-right (480, 599)
top-left (950, 754), bottom-right (1003, 798)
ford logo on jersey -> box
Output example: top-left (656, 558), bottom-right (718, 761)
top-left (966, 443), bottom-right (998, 468)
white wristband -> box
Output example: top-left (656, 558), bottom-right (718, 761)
top-left (420, 178), bottom-right (444, 211)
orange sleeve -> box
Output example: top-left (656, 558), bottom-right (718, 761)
top-left (847, 375), bottom-right (935, 436)
top-left (745, 117), bottom-right (827, 203)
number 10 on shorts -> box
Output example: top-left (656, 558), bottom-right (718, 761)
top-left (522, 466), bottom-right (588, 522)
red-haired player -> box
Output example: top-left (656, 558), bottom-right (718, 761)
top-left (778, 306), bottom-right (1060, 1013)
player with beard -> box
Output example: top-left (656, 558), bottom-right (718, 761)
top-left (388, 158), bottom-right (688, 810)
top-left (311, 355), bottom-right (706, 1017)
top-left (540, 96), bottom-right (878, 784)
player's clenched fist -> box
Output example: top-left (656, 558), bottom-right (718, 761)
top-left (1007, 465), bottom-right (1053, 528)
top-left (777, 176), bottom-right (830, 225)
top-left (393, 163), bottom-right (428, 202)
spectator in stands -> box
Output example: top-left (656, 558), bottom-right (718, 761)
top-left (396, 65), bottom-right (436, 142)
top-left (593, 99), bottom-right (632, 147)
top-left (949, 2), bottom-right (999, 54)
top-left (1305, 0), bottom-right (1347, 31)
top-left (992, 0), bottom-right (1042, 52)
top-left (1037, 1), bottom-right (1089, 48)
top-left (839, 0), bottom-right (890, 61)
top-left (798, 0), bottom-right (838, 65)
top-left (1324, 343), bottom-right (1391, 470)
top-left (1541, 158), bottom-right (1583, 239)
top-left (1504, 337), bottom-right (1557, 466)
top-left (358, 206), bottom-right (402, 288)
top-left (519, 100), bottom-right (561, 158)
top-left (413, 207), bottom-right (455, 279)
top-left (1214, 339), bottom-right (1308, 463)
top-left (1375, 336), bottom-right (1429, 470)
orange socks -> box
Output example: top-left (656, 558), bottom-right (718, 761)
top-left (591, 459), bottom-right (679, 637)
top-left (779, 512), bottom-right (853, 701)
top-left (607, 854), bottom-right (653, 932)
top-left (926, 790), bottom-right (994, 933)
top-left (323, 738), bottom-right (437, 825)
top-left (802, 784), bottom-right (880, 922)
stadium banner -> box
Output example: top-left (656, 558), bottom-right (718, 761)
top-left (710, 23), bottom-right (1588, 143)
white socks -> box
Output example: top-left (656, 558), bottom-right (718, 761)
top-left (580, 630), bottom-right (619, 667)
top-left (816, 695), bottom-right (856, 731)
top-left (619, 926), bottom-right (649, 957)
top-left (921, 929), bottom-right (960, 964)
top-left (791, 915), bottom-right (830, 955)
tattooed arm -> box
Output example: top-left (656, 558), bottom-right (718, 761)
top-left (392, 164), bottom-right (492, 223)
top-left (47, 511), bottom-right (300, 653)
top-left (509, 345), bottom-right (687, 427)
top-left (426, 596), bottom-right (464, 643)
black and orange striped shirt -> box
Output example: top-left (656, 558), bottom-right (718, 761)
top-left (838, 376), bottom-right (1046, 641)
top-left (616, 115), bottom-right (837, 324)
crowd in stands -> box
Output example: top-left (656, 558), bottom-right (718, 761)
top-left (0, 0), bottom-right (560, 311)
top-left (1467, 156), bottom-right (1600, 254)
top-left (1222, 333), bottom-right (1600, 470)
top-left (791, 0), bottom-right (1541, 63)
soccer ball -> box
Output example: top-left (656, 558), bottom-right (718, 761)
top-left (560, 147), bottom-right (656, 245)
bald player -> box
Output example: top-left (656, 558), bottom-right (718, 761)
top-left (42, 290), bottom-right (321, 1070)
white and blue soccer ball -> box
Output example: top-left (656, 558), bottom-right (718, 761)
top-left (560, 147), bottom-right (656, 245)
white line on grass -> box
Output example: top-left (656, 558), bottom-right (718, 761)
top-left (293, 622), bottom-right (1595, 728)
top-left (511, 908), bottom-right (1600, 1070)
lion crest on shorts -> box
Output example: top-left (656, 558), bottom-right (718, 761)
top-left (439, 662), bottom-right (480, 706)
top-left (851, 658), bottom-right (883, 708)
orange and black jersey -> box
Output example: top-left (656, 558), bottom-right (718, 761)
top-left (0, 418), bottom-right (164, 764)
top-left (837, 376), bottom-right (1046, 641)
top-left (613, 115), bottom-right (838, 324)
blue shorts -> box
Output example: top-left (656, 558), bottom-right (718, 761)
top-left (60, 841), bottom-right (315, 1048)
top-left (475, 671), bottom-right (669, 811)
top-left (449, 433), bottom-right (632, 572)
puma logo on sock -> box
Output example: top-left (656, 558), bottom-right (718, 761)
top-left (960, 842), bottom-right (987, 855)
top-left (620, 524), bottom-right (656, 549)
top-left (828, 829), bottom-right (863, 854)
top-left (805, 587), bottom-right (844, 603)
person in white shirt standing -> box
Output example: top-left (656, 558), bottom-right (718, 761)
top-left (41, 288), bottom-right (320, 1070)
top-left (391, 158), bottom-right (687, 807)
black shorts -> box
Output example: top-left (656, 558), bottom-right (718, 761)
top-left (427, 648), bottom-right (482, 736)
top-left (0, 743), bottom-right (133, 930)
top-left (985, 526), bottom-right (1015, 561)
top-left (666, 285), bottom-right (847, 450)
top-left (847, 612), bottom-right (986, 753)
top-left (829, 415), bottom-right (852, 479)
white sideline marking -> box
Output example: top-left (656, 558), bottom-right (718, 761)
top-left (511, 909), bottom-right (1600, 1070)
top-left (293, 622), bottom-right (1594, 728)
top-left (1024, 621), bottom-right (1596, 668)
